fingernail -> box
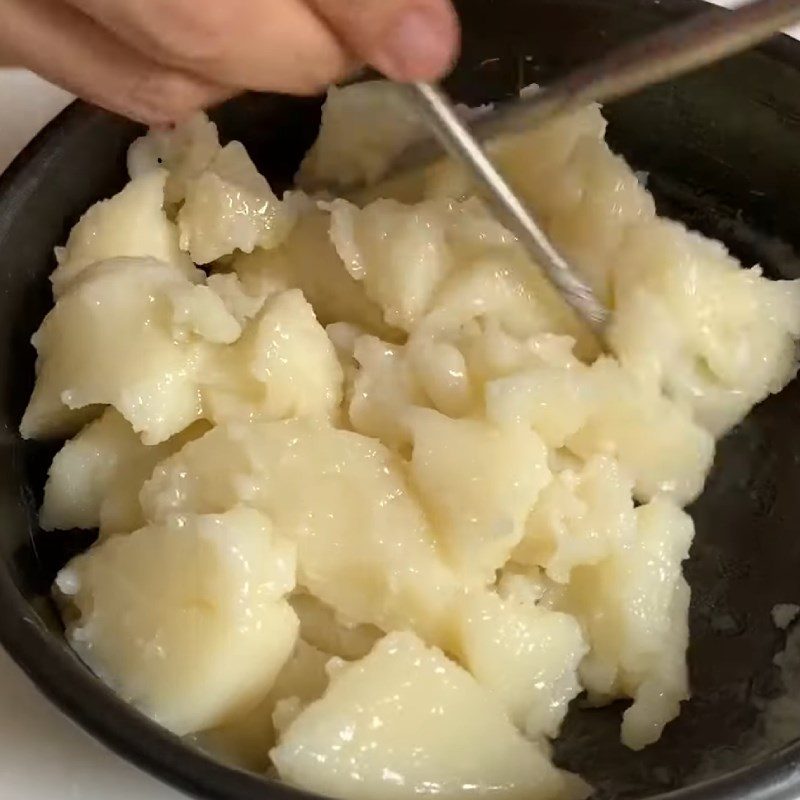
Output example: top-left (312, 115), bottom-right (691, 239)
top-left (376, 6), bottom-right (457, 81)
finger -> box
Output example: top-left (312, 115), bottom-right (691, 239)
top-left (0, 0), bottom-right (231, 124)
top-left (64, 0), bottom-right (353, 95)
top-left (306, 0), bottom-right (460, 81)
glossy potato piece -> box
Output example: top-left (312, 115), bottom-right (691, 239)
top-left (55, 507), bottom-right (299, 736)
top-left (407, 334), bottom-right (476, 418)
top-left (178, 142), bottom-right (297, 264)
top-left (232, 209), bottom-right (394, 338)
top-left (482, 103), bottom-right (608, 222)
top-left (537, 136), bottom-right (655, 303)
top-left (485, 359), bottom-right (592, 449)
top-left (549, 498), bottom-right (694, 749)
top-left (141, 420), bottom-right (458, 644)
top-left (453, 591), bottom-right (587, 739)
top-left (127, 112), bottom-right (221, 206)
top-left (196, 640), bottom-right (330, 771)
top-left (21, 259), bottom-right (239, 444)
top-left (347, 331), bottom-right (480, 451)
top-left (567, 357), bottom-right (715, 505)
top-left (348, 334), bottom-right (429, 450)
top-left (408, 409), bottom-right (550, 585)
top-left (457, 324), bottom-right (580, 383)
top-left (289, 592), bottom-right (382, 661)
top-left (204, 272), bottom-right (267, 324)
top-left (328, 197), bottom-right (455, 331)
top-left (296, 81), bottom-right (426, 189)
top-left (40, 408), bottom-right (209, 536)
top-left (51, 170), bottom-right (195, 297)
top-left (330, 185), bottom-right (594, 354)
top-left (610, 218), bottom-right (800, 434)
top-left (272, 631), bottom-right (589, 800)
top-left (344, 86), bottom-right (603, 209)
top-left (514, 455), bottom-right (636, 583)
top-left (424, 252), bottom-right (595, 360)
top-left (203, 289), bottom-right (343, 425)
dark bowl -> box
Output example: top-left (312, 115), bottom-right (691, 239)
top-left (3, 0), bottom-right (800, 798)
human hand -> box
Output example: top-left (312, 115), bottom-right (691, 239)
top-left (0, 0), bottom-right (460, 124)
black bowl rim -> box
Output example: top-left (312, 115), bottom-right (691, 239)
top-left (4, 9), bottom-right (800, 800)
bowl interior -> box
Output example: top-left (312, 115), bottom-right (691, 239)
top-left (3, 1), bottom-right (800, 798)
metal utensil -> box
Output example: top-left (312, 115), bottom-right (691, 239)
top-left (402, 82), bottom-right (609, 327)
top-left (396, 0), bottom-right (800, 173)
top-left (393, 0), bottom-right (800, 329)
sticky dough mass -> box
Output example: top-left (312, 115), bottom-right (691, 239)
top-left (25, 81), bottom-right (800, 799)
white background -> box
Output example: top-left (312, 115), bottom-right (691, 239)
top-left (0, 1), bottom-right (795, 797)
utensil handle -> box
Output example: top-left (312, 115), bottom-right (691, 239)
top-left (393, 0), bottom-right (800, 171)
top-left (476, 0), bottom-right (800, 140)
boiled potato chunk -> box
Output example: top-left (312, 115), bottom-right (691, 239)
top-left (457, 324), bottom-right (581, 385)
top-left (536, 136), bottom-right (655, 303)
top-left (39, 408), bottom-right (209, 536)
top-left (296, 81), bottom-right (426, 189)
top-left (330, 189), bottom-right (593, 353)
top-left (23, 263), bottom-right (341, 445)
top-left (232, 208), bottom-right (394, 338)
top-left (610, 218), bottom-right (800, 434)
top-left (328, 198), bottom-right (456, 331)
top-left (469, 103), bottom-right (609, 219)
top-left (497, 563), bottom-right (562, 608)
top-left (21, 259), bottom-right (239, 444)
top-left (178, 142), bottom-right (296, 264)
top-left (289, 591), bottom-right (382, 661)
top-left (485, 94), bottom-right (800, 435)
top-left (203, 289), bottom-right (344, 424)
top-left (347, 328), bottom-right (486, 451)
top-left (453, 591), bottom-right (586, 740)
top-left (348, 327), bottom-right (582, 455)
top-left (348, 334), bottom-right (429, 450)
top-left (408, 409), bottom-right (550, 585)
top-left (196, 639), bottom-right (330, 771)
top-left (141, 420), bottom-right (459, 644)
top-left (567, 357), bottom-right (715, 505)
top-left (204, 272), bottom-right (267, 325)
top-left (327, 194), bottom-right (591, 347)
top-left (127, 112), bottom-right (221, 205)
top-left (272, 631), bottom-right (589, 800)
top-left (407, 334), bottom-right (476, 418)
top-left (55, 507), bottom-right (299, 736)
top-left (429, 255), bottom-right (595, 360)
top-left (51, 170), bottom-right (195, 296)
top-left (514, 455), bottom-right (636, 583)
top-left (549, 497), bottom-right (694, 750)
top-left (485, 360), bottom-right (592, 449)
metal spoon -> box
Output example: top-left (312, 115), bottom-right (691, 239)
top-left (393, 0), bottom-right (800, 329)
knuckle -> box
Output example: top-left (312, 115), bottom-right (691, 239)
top-left (121, 70), bottom-right (208, 125)
top-left (148, 0), bottom-right (235, 68)
top-left (284, 48), bottom-right (351, 95)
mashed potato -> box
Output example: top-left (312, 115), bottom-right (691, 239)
top-left (23, 81), bottom-right (800, 798)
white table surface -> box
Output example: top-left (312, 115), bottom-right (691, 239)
top-left (0, 3), bottom-right (797, 797)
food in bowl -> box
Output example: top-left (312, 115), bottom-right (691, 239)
top-left (20, 81), bottom-right (800, 798)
